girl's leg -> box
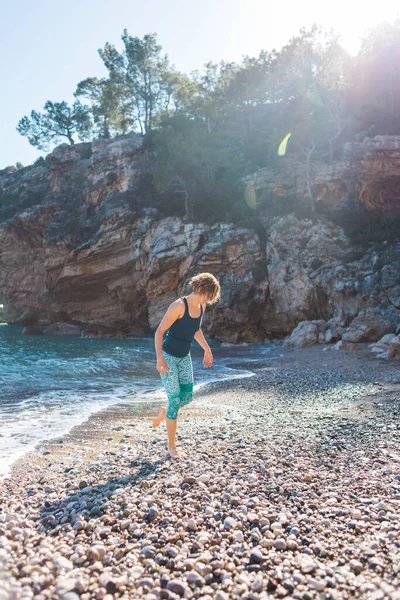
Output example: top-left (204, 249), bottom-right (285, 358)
top-left (152, 406), bottom-right (166, 428)
top-left (178, 353), bottom-right (194, 409)
top-left (158, 353), bottom-right (183, 458)
top-left (166, 418), bottom-right (178, 457)
top-left (168, 354), bottom-right (194, 459)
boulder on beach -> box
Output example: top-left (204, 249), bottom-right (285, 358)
top-left (283, 320), bottom-right (327, 348)
top-left (342, 314), bottom-right (394, 343)
top-left (378, 333), bottom-right (399, 345)
top-left (388, 342), bottom-right (400, 360)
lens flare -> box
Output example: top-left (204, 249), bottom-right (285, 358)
top-left (244, 182), bottom-right (257, 209)
top-left (277, 132), bottom-right (291, 156)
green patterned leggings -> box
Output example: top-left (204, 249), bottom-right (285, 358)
top-left (160, 350), bottom-right (194, 420)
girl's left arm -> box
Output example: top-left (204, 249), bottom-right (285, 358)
top-left (194, 304), bottom-right (213, 367)
top-left (194, 329), bottom-right (211, 353)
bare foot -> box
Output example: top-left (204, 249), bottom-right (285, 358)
top-left (152, 407), bottom-right (166, 428)
top-left (167, 447), bottom-right (180, 459)
top-left (176, 448), bottom-right (188, 459)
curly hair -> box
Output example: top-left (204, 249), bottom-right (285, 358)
top-left (189, 273), bottom-right (221, 304)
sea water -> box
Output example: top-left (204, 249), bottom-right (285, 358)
top-left (0, 324), bottom-right (281, 478)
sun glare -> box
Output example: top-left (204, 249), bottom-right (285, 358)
top-left (249, 0), bottom-right (400, 57)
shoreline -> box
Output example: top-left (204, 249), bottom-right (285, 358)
top-left (0, 325), bottom-right (279, 480)
top-left (1, 344), bottom-right (399, 599)
top-left (0, 353), bottom-right (258, 482)
top-left (3, 343), bottom-right (399, 480)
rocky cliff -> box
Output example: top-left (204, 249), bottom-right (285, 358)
top-left (0, 134), bottom-right (399, 341)
top-left (248, 135), bottom-right (400, 210)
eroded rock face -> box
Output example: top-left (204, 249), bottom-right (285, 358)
top-left (264, 216), bottom-right (350, 333)
top-left (1, 136), bottom-right (399, 341)
top-left (246, 135), bottom-right (400, 210)
top-left (263, 215), bottom-right (399, 337)
top-left (346, 136), bottom-right (400, 209)
top-left (0, 208), bottom-right (268, 341)
top-left (1, 207), bottom-right (399, 341)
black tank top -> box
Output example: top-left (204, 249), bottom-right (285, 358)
top-left (162, 297), bottom-right (203, 357)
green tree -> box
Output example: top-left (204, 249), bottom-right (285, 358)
top-left (120, 31), bottom-right (176, 133)
top-left (147, 115), bottom-right (250, 222)
top-left (83, 32), bottom-right (186, 135)
top-left (75, 75), bottom-right (132, 138)
top-left (17, 100), bottom-right (92, 150)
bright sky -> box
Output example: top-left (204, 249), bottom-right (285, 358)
top-left (1, 0), bottom-right (399, 169)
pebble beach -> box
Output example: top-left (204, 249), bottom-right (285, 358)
top-left (1, 345), bottom-right (400, 600)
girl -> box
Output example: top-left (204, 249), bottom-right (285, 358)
top-left (152, 273), bottom-right (221, 459)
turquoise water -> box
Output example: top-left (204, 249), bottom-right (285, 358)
top-left (0, 324), bottom-right (281, 478)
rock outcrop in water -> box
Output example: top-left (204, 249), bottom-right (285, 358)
top-left (0, 134), bottom-right (399, 341)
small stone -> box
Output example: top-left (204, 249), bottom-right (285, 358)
top-left (194, 562), bottom-right (210, 577)
top-left (274, 538), bottom-right (286, 550)
top-left (187, 518), bottom-right (197, 531)
top-left (146, 507), bottom-right (159, 522)
top-left (198, 474), bottom-right (210, 483)
top-left (287, 539), bottom-right (298, 551)
top-left (251, 572), bottom-right (264, 592)
top-left (250, 548), bottom-right (264, 564)
top-left (308, 578), bottom-right (326, 591)
top-left (183, 476), bottom-right (197, 485)
top-left (52, 556), bottom-right (73, 572)
top-left (140, 546), bottom-right (156, 560)
top-left (349, 559), bottom-right (363, 574)
top-left (233, 530), bottom-right (244, 542)
top-left (247, 512), bottom-right (259, 523)
top-left (186, 571), bottom-right (205, 586)
top-left (237, 572), bottom-right (250, 585)
top-left (166, 579), bottom-right (187, 596)
top-left (299, 557), bottom-right (318, 574)
top-left (130, 566), bottom-right (144, 579)
top-left (223, 517), bottom-right (237, 530)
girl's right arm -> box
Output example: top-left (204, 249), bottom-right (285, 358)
top-left (154, 300), bottom-right (184, 375)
